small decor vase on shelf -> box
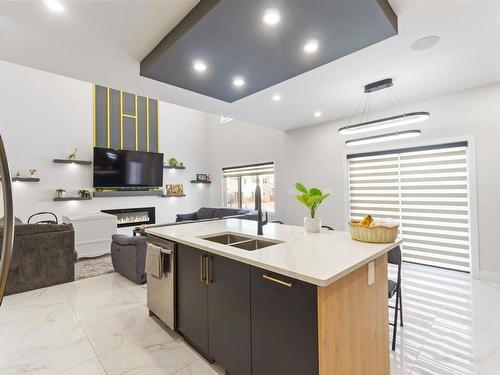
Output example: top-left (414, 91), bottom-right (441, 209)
top-left (56, 189), bottom-right (66, 198)
top-left (295, 182), bottom-right (331, 233)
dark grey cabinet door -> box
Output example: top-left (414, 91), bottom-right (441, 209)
top-left (251, 267), bottom-right (319, 375)
top-left (207, 255), bottom-right (251, 375)
top-left (176, 244), bottom-right (209, 356)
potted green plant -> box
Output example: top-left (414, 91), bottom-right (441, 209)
top-left (169, 158), bottom-right (178, 167)
top-left (56, 188), bottom-right (66, 198)
top-left (295, 182), bottom-right (330, 233)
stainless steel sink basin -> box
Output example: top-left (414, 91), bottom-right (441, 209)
top-left (200, 232), bottom-right (283, 251)
top-left (229, 239), bottom-right (279, 251)
top-left (201, 233), bottom-right (252, 245)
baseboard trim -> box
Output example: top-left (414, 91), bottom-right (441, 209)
top-left (479, 270), bottom-right (500, 283)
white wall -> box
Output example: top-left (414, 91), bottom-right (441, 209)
top-left (0, 60), bottom-right (210, 234)
top-left (206, 116), bottom-right (285, 220)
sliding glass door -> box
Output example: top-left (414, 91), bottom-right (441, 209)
top-left (348, 142), bottom-right (471, 272)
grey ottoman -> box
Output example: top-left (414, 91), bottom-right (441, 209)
top-left (111, 234), bottom-right (147, 284)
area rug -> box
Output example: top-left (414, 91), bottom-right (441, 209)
top-left (75, 254), bottom-right (115, 280)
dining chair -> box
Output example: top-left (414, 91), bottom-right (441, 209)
top-left (388, 245), bottom-right (403, 351)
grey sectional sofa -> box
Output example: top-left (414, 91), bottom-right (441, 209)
top-left (0, 223), bottom-right (75, 295)
top-left (175, 207), bottom-right (257, 223)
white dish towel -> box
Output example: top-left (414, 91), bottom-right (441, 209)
top-left (146, 243), bottom-right (162, 278)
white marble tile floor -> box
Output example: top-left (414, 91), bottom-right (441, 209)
top-left (0, 264), bottom-right (499, 374)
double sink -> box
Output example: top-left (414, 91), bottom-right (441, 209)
top-left (200, 232), bottom-right (283, 251)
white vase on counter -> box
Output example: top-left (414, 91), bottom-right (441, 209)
top-left (304, 217), bottom-right (321, 233)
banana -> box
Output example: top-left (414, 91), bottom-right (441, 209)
top-left (360, 215), bottom-right (373, 226)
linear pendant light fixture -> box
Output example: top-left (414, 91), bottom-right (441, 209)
top-left (345, 130), bottom-right (421, 146)
top-left (339, 112), bottom-right (429, 135)
top-left (339, 78), bottom-right (430, 136)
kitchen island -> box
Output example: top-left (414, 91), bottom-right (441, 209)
top-left (146, 219), bottom-right (400, 375)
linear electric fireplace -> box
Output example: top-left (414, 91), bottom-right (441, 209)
top-left (101, 207), bottom-right (156, 228)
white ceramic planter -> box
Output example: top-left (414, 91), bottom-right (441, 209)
top-left (304, 217), bottom-right (321, 233)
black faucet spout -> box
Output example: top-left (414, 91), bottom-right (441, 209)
top-left (255, 181), bottom-right (264, 235)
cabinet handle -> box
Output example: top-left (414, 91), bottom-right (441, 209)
top-left (200, 255), bottom-right (206, 283)
top-left (206, 256), bottom-right (212, 284)
top-left (262, 274), bottom-right (293, 288)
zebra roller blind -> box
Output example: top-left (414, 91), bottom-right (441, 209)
top-left (348, 142), bottom-right (471, 272)
top-left (222, 162), bottom-right (275, 177)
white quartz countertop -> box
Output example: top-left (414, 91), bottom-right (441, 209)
top-left (145, 219), bottom-right (401, 287)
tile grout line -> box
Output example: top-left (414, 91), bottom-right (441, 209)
top-left (61, 281), bottom-right (110, 375)
top-left (419, 320), bottom-right (500, 372)
top-left (81, 307), bottom-right (165, 359)
top-left (60, 274), bottom-right (157, 372)
top-left (408, 318), bottom-right (468, 375)
top-left (410, 354), bottom-right (462, 375)
top-left (391, 298), bottom-right (436, 374)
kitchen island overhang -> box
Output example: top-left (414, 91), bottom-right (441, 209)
top-left (146, 219), bottom-right (401, 375)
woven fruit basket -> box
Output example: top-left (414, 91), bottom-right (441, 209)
top-left (348, 221), bottom-right (399, 243)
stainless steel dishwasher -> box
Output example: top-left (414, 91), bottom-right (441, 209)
top-left (146, 235), bottom-right (175, 330)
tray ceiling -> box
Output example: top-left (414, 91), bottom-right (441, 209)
top-left (140, 0), bottom-right (397, 102)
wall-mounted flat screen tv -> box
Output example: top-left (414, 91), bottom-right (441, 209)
top-left (93, 147), bottom-right (163, 188)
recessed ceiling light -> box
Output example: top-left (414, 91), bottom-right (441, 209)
top-left (233, 76), bottom-right (245, 87)
top-left (314, 111), bottom-right (322, 118)
top-left (263, 9), bottom-right (281, 26)
top-left (304, 39), bottom-right (319, 54)
top-left (44, 0), bottom-right (65, 13)
top-left (272, 94), bottom-right (281, 102)
top-left (193, 60), bottom-right (207, 72)
top-left (410, 36), bottom-right (440, 51)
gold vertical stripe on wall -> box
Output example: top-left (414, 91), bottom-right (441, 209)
top-left (106, 87), bottom-right (110, 148)
top-left (120, 91), bottom-right (124, 149)
top-left (135, 94), bottom-right (138, 151)
top-left (93, 84), bottom-right (96, 146)
top-left (146, 98), bottom-right (150, 152)
top-left (157, 101), bottom-right (160, 151)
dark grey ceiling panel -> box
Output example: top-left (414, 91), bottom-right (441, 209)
top-left (140, 0), bottom-right (397, 103)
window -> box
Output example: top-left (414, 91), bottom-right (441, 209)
top-left (220, 116), bottom-right (234, 125)
top-left (348, 142), bottom-right (471, 272)
top-left (223, 163), bottom-right (275, 212)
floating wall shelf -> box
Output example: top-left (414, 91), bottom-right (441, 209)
top-left (164, 165), bottom-right (186, 170)
top-left (12, 177), bottom-right (40, 182)
top-left (54, 196), bottom-right (92, 201)
top-left (162, 194), bottom-right (186, 198)
top-left (93, 190), bottom-right (163, 198)
top-left (53, 159), bottom-right (92, 165)
top-left (190, 180), bottom-right (211, 184)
